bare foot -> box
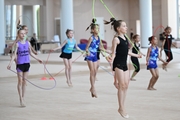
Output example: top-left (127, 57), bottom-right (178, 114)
top-left (89, 88), bottom-right (97, 98)
top-left (147, 87), bottom-right (154, 90)
top-left (130, 78), bottom-right (136, 81)
top-left (20, 98), bottom-right (26, 107)
top-left (118, 109), bottom-right (129, 119)
top-left (151, 87), bottom-right (157, 90)
top-left (66, 81), bottom-right (73, 87)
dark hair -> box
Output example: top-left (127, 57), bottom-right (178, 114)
top-left (66, 29), bottom-right (73, 38)
top-left (86, 18), bottom-right (97, 31)
top-left (132, 34), bottom-right (139, 41)
top-left (17, 20), bottom-right (22, 30)
top-left (164, 26), bottom-right (171, 31)
top-left (148, 36), bottom-right (155, 45)
top-left (104, 17), bottom-right (123, 32)
top-left (16, 20), bottom-right (27, 30)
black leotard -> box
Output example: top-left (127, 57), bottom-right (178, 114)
top-left (113, 36), bottom-right (129, 71)
top-left (164, 34), bottom-right (173, 62)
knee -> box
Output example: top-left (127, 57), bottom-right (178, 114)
top-left (135, 68), bottom-right (140, 72)
top-left (65, 65), bottom-right (70, 70)
top-left (153, 75), bottom-right (159, 79)
top-left (90, 70), bottom-right (96, 76)
top-left (119, 84), bottom-right (128, 90)
top-left (170, 56), bottom-right (173, 61)
top-left (18, 80), bottom-right (22, 86)
top-left (22, 78), bottom-right (26, 83)
top-left (156, 75), bottom-right (159, 79)
top-left (68, 66), bottom-right (72, 70)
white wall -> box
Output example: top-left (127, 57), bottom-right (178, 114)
top-left (22, 6), bottom-right (33, 37)
top-left (4, 0), bottom-right (178, 47)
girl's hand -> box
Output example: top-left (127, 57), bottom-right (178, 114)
top-left (146, 62), bottom-right (149, 66)
top-left (81, 50), bottom-right (85, 54)
top-left (7, 65), bottom-right (11, 70)
top-left (50, 49), bottom-right (54, 52)
top-left (163, 61), bottom-right (168, 65)
top-left (138, 54), bottom-right (142, 58)
top-left (86, 51), bottom-right (90, 56)
top-left (83, 51), bottom-right (89, 57)
top-left (38, 59), bottom-right (43, 64)
top-left (106, 55), bottom-right (112, 63)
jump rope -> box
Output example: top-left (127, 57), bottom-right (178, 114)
top-left (99, 0), bottom-right (180, 76)
top-left (8, 1), bottom-right (180, 88)
top-left (94, 0), bottom-right (140, 77)
top-left (8, 16), bottom-right (57, 90)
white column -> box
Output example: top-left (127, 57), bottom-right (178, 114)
top-left (39, 6), bottom-right (47, 41)
top-left (46, 0), bottom-right (54, 41)
top-left (11, 5), bottom-right (16, 40)
top-left (22, 6), bottom-right (33, 37)
top-left (5, 5), bottom-right (11, 38)
top-left (33, 5), bottom-right (38, 35)
top-left (60, 0), bottom-right (73, 43)
top-left (139, 0), bottom-right (152, 47)
top-left (16, 5), bottom-right (23, 24)
top-left (0, 0), bottom-right (5, 54)
top-left (167, 0), bottom-right (178, 38)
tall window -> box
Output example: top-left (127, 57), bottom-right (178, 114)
top-left (178, 0), bottom-right (180, 38)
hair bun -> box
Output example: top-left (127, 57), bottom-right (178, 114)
top-left (92, 18), bottom-right (96, 24)
top-left (110, 18), bottom-right (116, 22)
top-left (17, 24), bottom-right (22, 30)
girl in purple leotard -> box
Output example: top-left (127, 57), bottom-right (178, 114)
top-left (7, 29), bottom-right (42, 107)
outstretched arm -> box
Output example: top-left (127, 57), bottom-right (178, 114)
top-left (85, 37), bottom-right (93, 55)
top-left (146, 47), bottom-right (151, 65)
top-left (158, 49), bottom-right (167, 64)
top-left (160, 39), bottom-right (166, 58)
top-left (128, 51), bottom-right (141, 58)
top-left (75, 43), bottom-right (84, 53)
top-left (110, 37), bottom-right (119, 62)
top-left (53, 40), bottom-right (67, 51)
top-left (28, 42), bottom-right (42, 63)
top-left (7, 43), bottom-right (18, 69)
top-left (172, 42), bottom-right (178, 48)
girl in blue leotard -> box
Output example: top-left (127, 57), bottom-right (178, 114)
top-left (85, 19), bottom-right (105, 98)
top-left (146, 36), bottom-right (167, 90)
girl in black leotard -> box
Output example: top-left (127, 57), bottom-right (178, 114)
top-left (104, 18), bottom-right (141, 119)
top-left (130, 34), bottom-right (145, 81)
top-left (160, 26), bottom-right (177, 71)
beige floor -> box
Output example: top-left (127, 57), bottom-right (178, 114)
top-left (0, 49), bottom-right (180, 120)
